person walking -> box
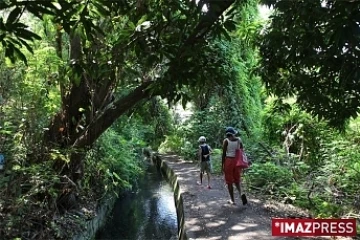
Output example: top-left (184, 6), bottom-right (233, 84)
top-left (198, 136), bottom-right (212, 189)
top-left (221, 127), bottom-right (247, 205)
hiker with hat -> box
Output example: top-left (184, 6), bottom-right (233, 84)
top-left (222, 127), bottom-right (248, 205)
top-left (198, 136), bottom-right (212, 189)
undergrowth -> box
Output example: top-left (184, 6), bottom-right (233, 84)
top-left (0, 128), bottom-right (145, 240)
top-left (161, 100), bottom-right (360, 230)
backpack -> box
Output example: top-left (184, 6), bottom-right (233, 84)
top-left (200, 145), bottom-right (210, 162)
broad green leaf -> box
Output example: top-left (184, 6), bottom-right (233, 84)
top-left (6, 7), bottom-right (22, 24)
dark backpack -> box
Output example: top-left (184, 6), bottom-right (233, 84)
top-left (200, 145), bottom-right (210, 162)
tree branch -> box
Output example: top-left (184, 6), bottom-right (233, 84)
top-left (68, 0), bottom-right (237, 149)
top-left (72, 81), bottom-right (154, 148)
top-left (182, 0), bottom-right (236, 47)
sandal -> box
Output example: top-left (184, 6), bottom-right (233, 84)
top-left (241, 194), bottom-right (248, 205)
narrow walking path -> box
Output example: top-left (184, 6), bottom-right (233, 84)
top-left (160, 154), bottom-right (353, 240)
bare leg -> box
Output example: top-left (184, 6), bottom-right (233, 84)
top-left (235, 182), bottom-right (241, 195)
top-left (234, 182), bottom-right (242, 203)
top-left (207, 173), bottom-right (211, 188)
top-left (227, 184), bottom-right (235, 204)
top-left (235, 182), bottom-right (247, 205)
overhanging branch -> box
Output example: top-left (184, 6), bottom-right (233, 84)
top-left (183, 0), bottom-right (236, 46)
top-left (72, 81), bottom-right (154, 148)
top-left (70, 0), bottom-right (237, 149)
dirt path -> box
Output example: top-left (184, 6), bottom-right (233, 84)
top-left (160, 154), bottom-right (354, 240)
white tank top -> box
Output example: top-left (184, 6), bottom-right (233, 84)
top-left (226, 139), bottom-right (240, 157)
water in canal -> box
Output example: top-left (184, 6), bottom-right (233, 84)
top-left (96, 162), bottom-right (178, 240)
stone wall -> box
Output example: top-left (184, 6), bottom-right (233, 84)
top-left (72, 195), bottom-right (117, 240)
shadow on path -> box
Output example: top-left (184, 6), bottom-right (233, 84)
top-left (160, 154), bottom-right (354, 240)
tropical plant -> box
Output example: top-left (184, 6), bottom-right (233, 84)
top-left (258, 0), bottom-right (360, 128)
top-left (165, 0), bottom-right (264, 162)
top-left (1, 0), bottom-right (240, 191)
top-left (0, 1), bottom-right (245, 238)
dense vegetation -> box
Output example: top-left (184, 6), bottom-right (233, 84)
top-left (160, 0), bottom-right (360, 229)
top-left (0, 0), bottom-right (359, 239)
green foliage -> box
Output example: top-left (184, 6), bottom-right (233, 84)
top-left (3, 0), bottom-right (359, 237)
top-left (209, 149), bottom-right (223, 174)
top-left (180, 105), bottom-right (233, 149)
top-left (0, 1), bottom-right (130, 63)
top-left (0, 103), bottom-right (153, 240)
top-left (1, 0), bottom-right (238, 100)
top-left (158, 135), bottom-right (184, 154)
top-left (312, 123), bottom-right (360, 216)
top-left (262, 98), bottom-right (328, 168)
top-left (247, 162), bottom-right (294, 192)
top-left (123, 98), bottom-right (174, 150)
top-left (0, 161), bottom-right (63, 239)
top-left (84, 129), bottom-right (144, 197)
top-left (0, 19), bottom-right (173, 238)
top-left (0, 50), bottom-right (58, 160)
top-left (0, 126), bottom-right (146, 239)
top-left (253, 98), bottom-right (360, 219)
top-left (1, 0), bottom-right (243, 158)
top-left (164, 1), bottom-right (264, 162)
top-left (259, 0), bottom-right (360, 128)
top-left (0, 0), bottom-right (257, 239)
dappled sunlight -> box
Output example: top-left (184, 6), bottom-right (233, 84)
top-left (3, 0), bottom-right (358, 239)
top-left (161, 152), bottom-right (349, 240)
top-left (186, 218), bottom-right (205, 234)
top-left (162, 153), bottom-right (340, 240)
top-left (206, 220), bottom-right (226, 228)
top-left (230, 222), bottom-right (258, 231)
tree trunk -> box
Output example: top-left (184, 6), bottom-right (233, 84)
top-left (73, 81), bottom-right (153, 148)
top-left (44, 80), bottom-right (153, 183)
top-left (43, 0), bottom-right (236, 182)
top-left (33, 0), bottom-right (238, 212)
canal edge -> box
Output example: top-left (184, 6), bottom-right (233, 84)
top-left (72, 195), bottom-right (117, 240)
top-left (152, 153), bottom-right (188, 240)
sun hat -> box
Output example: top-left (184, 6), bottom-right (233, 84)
top-left (225, 127), bottom-right (238, 135)
top-left (198, 136), bottom-right (206, 143)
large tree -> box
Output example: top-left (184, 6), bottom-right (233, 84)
top-left (259, 0), bottom-right (360, 128)
top-left (0, 0), bottom-right (238, 182)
